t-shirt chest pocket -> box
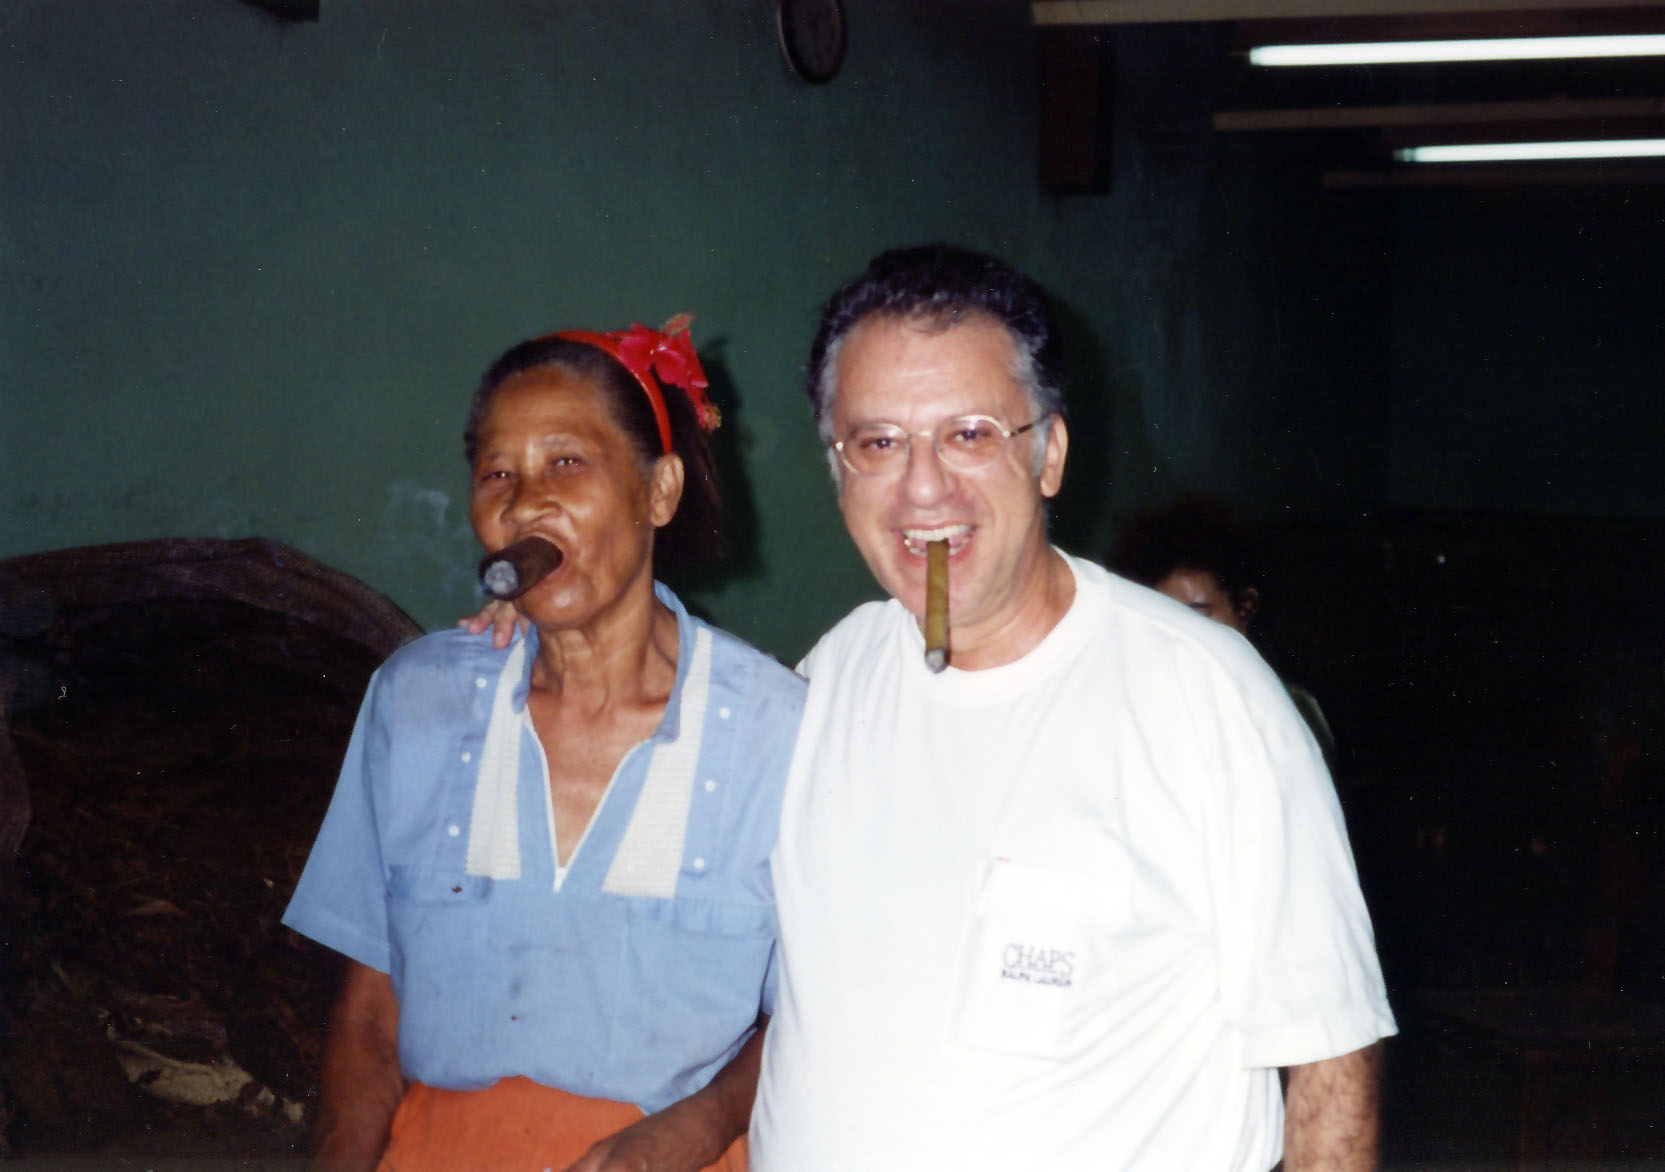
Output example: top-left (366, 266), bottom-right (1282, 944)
top-left (951, 857), bottom-right (1129, 1061)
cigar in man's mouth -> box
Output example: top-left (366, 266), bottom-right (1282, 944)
top-left (924, 538), bottom-right (949, 673)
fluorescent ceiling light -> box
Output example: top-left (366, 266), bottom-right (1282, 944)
top-left (1396, 138), bottom-right (1665, 162)
top-left (1250, 35), bottom-right (1665, 67)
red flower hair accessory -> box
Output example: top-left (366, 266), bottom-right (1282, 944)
top-left (555, 314), bottom-right (720, 455)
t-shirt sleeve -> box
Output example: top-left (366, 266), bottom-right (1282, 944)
top-left (1188, 647), bottom-right (1397, 1068)
top-left (281, 669), bottom-right (395, 973)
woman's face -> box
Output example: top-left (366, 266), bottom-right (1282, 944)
top-left (1155, 567), bottom-right (1252, 634)
top-left (468, 367), bottom-right (682, 629)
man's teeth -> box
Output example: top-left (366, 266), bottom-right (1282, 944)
top-left (904, 526), bottom-right (969, 550)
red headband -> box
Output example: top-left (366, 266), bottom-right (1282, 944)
top-left (554, 315), bottom-right (719, 455)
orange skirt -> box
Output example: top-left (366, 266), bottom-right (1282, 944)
top-left (376, 1076), bottom-right (747, 1172)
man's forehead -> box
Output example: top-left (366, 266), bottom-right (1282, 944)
top-left (836, 313), bottom-right (1018, 406)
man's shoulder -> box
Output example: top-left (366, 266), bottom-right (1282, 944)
top-left (1086, 558), bottom-right (1253, 655)
top-left (798, 598), bottom-right (898, 678)
top-left (1066, 554), bottom-right (1285, 697)
top-left (818, 596), bottom-right (897, 642)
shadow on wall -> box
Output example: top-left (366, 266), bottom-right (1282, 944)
top-left (1047, 292), bottom-right (1123, 554)
top-left (657, 340), bottom-right (765, 604)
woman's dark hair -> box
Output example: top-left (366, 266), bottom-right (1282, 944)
top-left (463, 335), bottom-right (725, 569)
top-left (1107, 494), bottom-right (1261, 611)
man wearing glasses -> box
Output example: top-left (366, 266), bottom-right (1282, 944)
top-left (750, 245), bottom-right (1396, 1171)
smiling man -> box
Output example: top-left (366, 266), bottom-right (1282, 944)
top-left (749, 246), bottom-right (1396, 1171)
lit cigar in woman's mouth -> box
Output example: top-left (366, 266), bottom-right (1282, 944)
top-left (478, 536), bottom-right (564, 601)
top-left (924, 539), bottom-right (949, 673)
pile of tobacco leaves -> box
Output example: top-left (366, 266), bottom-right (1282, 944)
top-left (0, 539), bottom-right (419, 1158)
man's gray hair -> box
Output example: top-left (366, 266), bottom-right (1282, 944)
top-left (808, 245), bottom-right (1066, 480)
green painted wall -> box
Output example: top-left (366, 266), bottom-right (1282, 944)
top-left (1, 2), bottom-right (1394, 660)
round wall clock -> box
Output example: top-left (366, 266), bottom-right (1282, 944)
top-left (777, 0), bottom-right (846, 85)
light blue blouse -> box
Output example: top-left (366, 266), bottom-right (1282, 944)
top-left (283, 585), bottom-right (805, 1113)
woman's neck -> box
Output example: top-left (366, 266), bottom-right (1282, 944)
top-left (529, 583), bottom-right (680, 713)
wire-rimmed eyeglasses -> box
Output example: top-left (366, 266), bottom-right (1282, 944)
top-left (831, 414), bottom-right (1048, 477)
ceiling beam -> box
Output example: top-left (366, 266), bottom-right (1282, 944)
top-left (1214, 97), bottom-right (1665, 131)
top-left (1323, 161), bottom-right (1665, 184)
top-left (1034, 0), bottom-right (1664, 26)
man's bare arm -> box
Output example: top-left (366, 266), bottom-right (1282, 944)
top-left (1283, 1043), bottom-right (1382, 1172)
top-left (314, 961), bottom-right (406, 1172)
top-left (562, 1015), bottom-right (768, 1172)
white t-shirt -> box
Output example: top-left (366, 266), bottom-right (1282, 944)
top-left (751, 553), bottom-right (1395, 1172)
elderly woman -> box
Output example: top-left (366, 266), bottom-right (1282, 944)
top-left (284, 320), bottom-right (803, 1172)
